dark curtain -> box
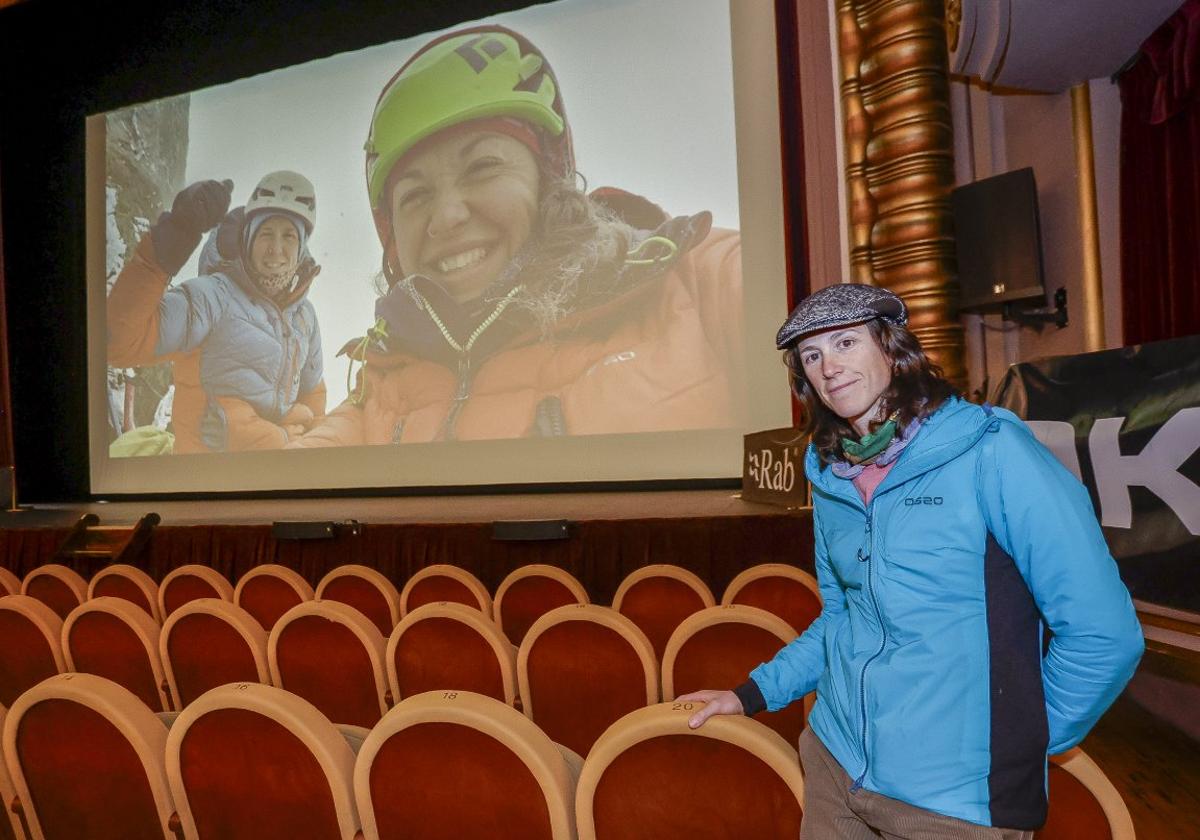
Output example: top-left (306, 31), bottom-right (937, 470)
top-left (0, 513), bottom-right (815, 606)
top-left (0, 163), bottom-right (13, 470)
top-left (1119, 0), bottom-right (1200, 345)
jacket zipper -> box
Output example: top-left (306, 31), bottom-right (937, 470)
top-left (851, 502), bottom-right (887, 793)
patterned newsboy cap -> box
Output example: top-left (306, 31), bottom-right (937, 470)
top-left (775, 283), bottom-right (908, 349)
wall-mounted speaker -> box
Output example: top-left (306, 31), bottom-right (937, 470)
top-left (492, 520), bottom-right (573, 541)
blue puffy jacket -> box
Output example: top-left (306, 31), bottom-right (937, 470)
top-left (153, 222), bottom-right (323, 450)
top-left (748, 397), bottom-right (1143, 829)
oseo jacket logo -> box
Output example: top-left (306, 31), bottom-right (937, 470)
top-left (904, 496), bottom-right (943, 506)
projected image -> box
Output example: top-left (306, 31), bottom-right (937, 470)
top-left (102, 0), bottom-right (746, 458)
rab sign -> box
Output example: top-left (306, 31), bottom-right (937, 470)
top-left (742, 428), bottom-right (808, 507)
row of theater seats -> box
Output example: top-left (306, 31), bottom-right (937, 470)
top-left (0, 588), bottom-right (808, 757)
top-left (0, 560), bottom-right (823, 649)
top-left (0, 674), bottom-right (1133, 840)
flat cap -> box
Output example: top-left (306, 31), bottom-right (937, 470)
top-left (776, 283), bottom-right (908, 349)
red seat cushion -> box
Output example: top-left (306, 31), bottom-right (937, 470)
top-left (16, 699), bottom-right (164, 840)
top-left (0, 610), bottom-right (58, 707)
top-left (367, 721), bottom-right (554, 839)
top-left (180, 708), bottom-right (344, 840)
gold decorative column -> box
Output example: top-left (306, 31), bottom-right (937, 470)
top-left (835, 0), bottom-right (966, 387)
top-left (1071, 83), bottom-right (1106, 352)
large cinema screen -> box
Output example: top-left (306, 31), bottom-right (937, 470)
top-left (86, 0), bottom-right (794, 494)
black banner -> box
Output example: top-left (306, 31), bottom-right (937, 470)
top-left (993, 334), bottom-right (1200, 615)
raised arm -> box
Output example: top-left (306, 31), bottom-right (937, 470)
top-left (107, 180), bottom-right (233, 365)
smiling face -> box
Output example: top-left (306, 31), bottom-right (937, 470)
top-left (249, 215), bottom-right (301, 281)
top-left (388, 130), bottom-right (540, 304)
top-left (796, 322), bottom-right (894, 436)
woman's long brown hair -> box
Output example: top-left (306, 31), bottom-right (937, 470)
top-left (783, 318), bottom-right (959, 465)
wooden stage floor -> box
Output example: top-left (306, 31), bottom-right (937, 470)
top-left (0, 488), bottom-right (781, 528)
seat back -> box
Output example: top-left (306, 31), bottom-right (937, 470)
top-left (576, 701), bottom-right (804, 840)
top-left (316, 565), bottom-right (401, 637)
top-left (612, 565), bottom-right (714, 661)
top-left (0, 568), bottom-right (19, 598)
top-left (166, 682), bottom-right (359, 840)
top-left (159, 565), bottom-right (234, 620)
top-left (1036, 747), bottom-right (1134, 840)
top-left (2, 673), bottom-right (176, 840)
top-left (400, 565), bottom-right (492, 617)
top-left (62, 597), bottom-right (171, 712)
top-left (519, 604), bottom-right (658, 756)
top-left (722, 564), bottom-right (821, 635)
top-left (269, 601), bottom-right (389, 727)
top-left (0, 596), bottom-right (65, 709)
top-left (234, 564), bottom-right (314, 631)
top-left (0, 703), bottom-right (24, 840)
top-left (354, 689), bottom-right (576, 840)
top-left (161, 599), bottom-right (270, 709)
top-left (88, 564), bottom-right (161, 623)
top-left (21, 565), bottom-right (87, 621)
top-left (388, 602), bottom-right (517, 705)
top-left (494, 565), bottom-right (589, 646)
top-left (663, 605), bottom-right (806, 748)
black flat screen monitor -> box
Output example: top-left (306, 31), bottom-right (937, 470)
top-left (951, 167), bottom-right (1046, 313)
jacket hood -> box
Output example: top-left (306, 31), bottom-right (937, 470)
top-left (199, 206), bottom-right (318, 310)
top-left (806, 397), bottom-right (998, 501)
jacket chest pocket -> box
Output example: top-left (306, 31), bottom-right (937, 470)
top-left (825, 526), bottom-right (866, 590)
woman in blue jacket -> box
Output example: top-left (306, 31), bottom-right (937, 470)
top-left (681, 283), bottom-right (1143, 839)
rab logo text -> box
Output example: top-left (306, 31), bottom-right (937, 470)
top-left (904, 496), bottom-right (943, 506)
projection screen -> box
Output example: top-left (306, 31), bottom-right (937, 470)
top-left (86, 0), bottom-right (794, 494)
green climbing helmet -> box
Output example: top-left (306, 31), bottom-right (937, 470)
top-left (364, 26), bottom-right (572, 215)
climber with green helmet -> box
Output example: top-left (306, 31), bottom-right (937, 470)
top-left (290, 26), bottom-right (746, 447)
top-left (108, 171), bottom-right (328, 453)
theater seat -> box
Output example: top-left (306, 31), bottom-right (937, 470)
top-left (2, 673), bottom-right (178, 840)
top-left (388, 602), bottom-right (517, 706)
top-left (0, 703), bottom-right (25, 840)
top-left (400, 564), bottom-right (492, 617)
top-left (518, 604), bottom-right (658, 756)
top-left (62, 597), bottom-right (172, 712)
top-left (0, 568), bottom-right (19, 598)
top-left (612, 564), bottom-right (715, 661)
top-left (575, 701), bottom-right (805, 840)
top-left (269, 601), bottom-right (390, 727)
top-left (721, 564), bottom-right (822, 636)
top-left (354, 689), bottom-right (576, 840)
top-left (1036, 747), bottom-right (1135, 840)
top-left (316, 565), bottom-right (401, 637)
top-left (160, 599), bottom-right (271, 710)
top-left (494, 565), bottom-right (589, 646)
top-left (663, 605), bottom-right (808, 749)
top-left (159, 565), bottom-right (234, 620)
top-left (0, 596), bottom-right (65, 709)
top-left (88, 564), bottom-right (161, 623)
top-left (234, 564), bottom-right (314, 631)
top-left (166, 682), bottom-right (360, 839)
top-left (21, 565), bottom-right (87, 621)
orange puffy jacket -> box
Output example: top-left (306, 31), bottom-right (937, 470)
top-left (289, 222), bottom-right (744, 447)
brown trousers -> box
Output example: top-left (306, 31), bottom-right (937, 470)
top-left (798, 728), bottom-right (1035, 840)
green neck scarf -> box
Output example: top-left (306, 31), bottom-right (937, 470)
top-left (841, 412), bottom-right (900, 466)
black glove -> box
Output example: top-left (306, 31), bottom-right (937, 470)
top-left (150, 179), bottom-right (234, 276)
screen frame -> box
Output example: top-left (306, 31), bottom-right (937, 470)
top-left (84, 0), bottom-right (797, 497)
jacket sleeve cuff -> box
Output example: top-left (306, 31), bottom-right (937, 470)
top-left (733, 679), bottom-right (766, 716)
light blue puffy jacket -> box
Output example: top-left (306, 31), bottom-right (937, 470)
top-left (154, 223), bottom-right (323, 450)
top-left (749, 397), bottom-right (1143, 829)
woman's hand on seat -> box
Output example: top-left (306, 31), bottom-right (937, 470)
top-left (675, 689), bottom-right (743, 729)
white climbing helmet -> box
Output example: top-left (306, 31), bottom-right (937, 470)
top-left (244, 170), bottom-right (317, 233)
